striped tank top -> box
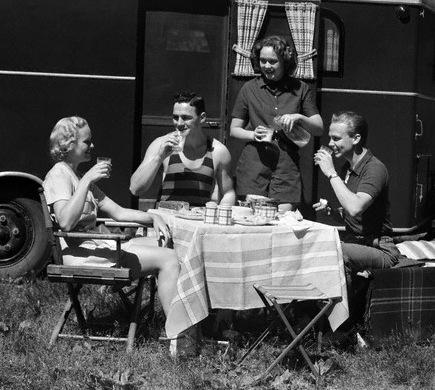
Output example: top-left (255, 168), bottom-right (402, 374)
top-left (160, 138), bottom-right (215, 207)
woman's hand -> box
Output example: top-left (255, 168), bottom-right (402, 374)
top-left (314, 149), bottom-right (336, 178)
top-left (82, 162), bottom-right (111, 185)
top-left (277, 113), bottom-right (302, 134)
top-left (151, 214), bottom-right (171, 245)
top-left (253, 126), bottom-right (274, 143)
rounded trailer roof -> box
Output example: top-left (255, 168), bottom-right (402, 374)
top-left (329, 0), bottom-right (435, 13)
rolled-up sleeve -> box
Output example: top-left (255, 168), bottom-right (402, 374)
top-left (357, 162), bottom-right (388, 199)
top-left (43, 165), bottom-right (73, 206)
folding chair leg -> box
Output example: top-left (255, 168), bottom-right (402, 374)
top-left (118, 290), bottom-right (133, 313)
top-left (148, 276), bottom-right (156, 318)
top-left (49, 298), bottom-right (73, 347)
top-left (126, 277), bottom-right (145, 353)
top-left (67, 284), bottom-right (87, 335)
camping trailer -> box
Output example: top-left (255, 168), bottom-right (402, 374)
top-left (1, 0), bottom-right (434, 276)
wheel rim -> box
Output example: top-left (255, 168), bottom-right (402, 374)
top-left (0, 202), bottom-right (34, 266)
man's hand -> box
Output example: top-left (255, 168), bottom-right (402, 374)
top-left (157, 131), bottom-right (180, 160)
top-left (313, 198), bottom-right (328, 211)
top-left (313, 198), bottom-right (331, 215)
top-left (314, 149), bottom-right (336, 178)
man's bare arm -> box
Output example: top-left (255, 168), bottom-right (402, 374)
top-left (130, 134), bottom-right (176, 196)
top-left (214, 141), bottom-right (236, 205)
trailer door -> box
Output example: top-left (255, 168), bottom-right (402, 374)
top-left (137, 0), bottom-right (230, 209)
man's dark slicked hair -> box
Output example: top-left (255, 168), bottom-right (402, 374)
top-left (173, 91), bottom-right (205, 115)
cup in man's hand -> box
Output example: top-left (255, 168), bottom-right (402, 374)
top-left (97, 157), bottom-right (112, 178)
top-left (319, 145), bottom-right (333, 155)
top-left (172, 130), bottom-right (186, 153)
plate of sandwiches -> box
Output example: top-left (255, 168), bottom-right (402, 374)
top-left (232, 215), bottom-right (271, 226)
top-left (175, 207), bottom-right (205, 221)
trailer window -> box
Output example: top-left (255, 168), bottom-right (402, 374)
top-left (321, 10), bottom-right (344, 76)
top-left (143, 11), bottom-right (226, 118)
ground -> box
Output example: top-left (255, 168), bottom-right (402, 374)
top-left (0, 277), bottom-right (434, 390)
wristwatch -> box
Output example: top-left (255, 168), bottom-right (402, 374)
top-left (328, 173), bottom-right (339, 180)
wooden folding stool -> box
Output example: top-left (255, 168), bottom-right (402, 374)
top-left (237, 283), bottom-right (341, 382)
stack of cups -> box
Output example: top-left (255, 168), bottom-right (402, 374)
top-left (217, 204), bottom-right (232, 225)
top-left (256, 205), bottom-right (277, 219)
top-left (204, 201), bottom-right (218, 224)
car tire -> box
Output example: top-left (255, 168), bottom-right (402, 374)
top-left (0, 197), bottom-right (50, 279)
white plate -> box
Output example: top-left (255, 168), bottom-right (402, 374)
top-left (175, 213), bottom-right (204, 221)
top-left (233, 217), bottom-right (271, 226)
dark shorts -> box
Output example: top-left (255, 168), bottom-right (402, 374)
top-left (235, 139), bottom-right (301, 204)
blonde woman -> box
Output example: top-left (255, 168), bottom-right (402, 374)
top-left (43, 116), bottom-right (179, 317)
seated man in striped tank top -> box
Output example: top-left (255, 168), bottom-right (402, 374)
top-left (130, 92), bottom-right (236, 207)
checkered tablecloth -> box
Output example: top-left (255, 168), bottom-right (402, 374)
top-left (150, 210), bottom-right (349, 338)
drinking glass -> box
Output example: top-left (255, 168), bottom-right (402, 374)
top-left (319, 145), bottom-right (333, 155)
top-left (172, 131), bottom-right (186, 153)
top-left (97, 157), bottom-right (112, 178)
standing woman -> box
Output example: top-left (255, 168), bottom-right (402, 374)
top-left (43, 116), bottom-right (179, 318)
top-left (230, 35), bottom-right (323, 211)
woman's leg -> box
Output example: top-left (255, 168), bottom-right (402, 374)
top-left (121, 243), bottom-right (179, 316)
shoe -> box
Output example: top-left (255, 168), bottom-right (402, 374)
top-left (168, 326), bottom-right (200, 358)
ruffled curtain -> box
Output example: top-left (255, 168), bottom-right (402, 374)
top-left (285, 2), bottom-right (318, 79)
top-left (232, 0), bottom-right (268, 76)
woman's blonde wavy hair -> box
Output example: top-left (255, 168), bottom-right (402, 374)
top-left (49, 116), bottom-right (88, 162)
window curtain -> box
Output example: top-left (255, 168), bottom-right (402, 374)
top-left (232, 0), bottom-right (268, 76)
top-left (285, 2), bottom-right (318, 79)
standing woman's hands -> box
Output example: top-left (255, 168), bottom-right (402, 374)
top-left (253, 125), bottom-right (274, 143)
top-left (277, 113), bottom-right (302, 134)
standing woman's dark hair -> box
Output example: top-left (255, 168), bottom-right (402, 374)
top-left (251, 35), bottom-right (298, 76)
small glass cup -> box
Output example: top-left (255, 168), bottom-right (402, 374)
top-left (97, 157), bottom-right (111, 164)
top-left (97, 157), bottom-right (112, 178)
top-left (217, 205), bottom-right (232, 225)
top-left (172, 130), bottom-right (186, 153)
top-left (204, 202), bottom-right (218, 224)
top-left (319, 145), bottom-right (333, 155)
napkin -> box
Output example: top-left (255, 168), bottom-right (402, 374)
top-left (276, 211), bottom-right (311, 233)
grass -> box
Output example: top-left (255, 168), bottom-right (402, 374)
top-left (0, 277), bottom-right (434, 390)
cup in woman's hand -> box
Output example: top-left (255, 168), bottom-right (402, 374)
top-left (262, 128), bottom-right (274, 143)
top-left (255, 127), bottom-right (274, 143)
top-left (97, 157), bottom-right (112, 178)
